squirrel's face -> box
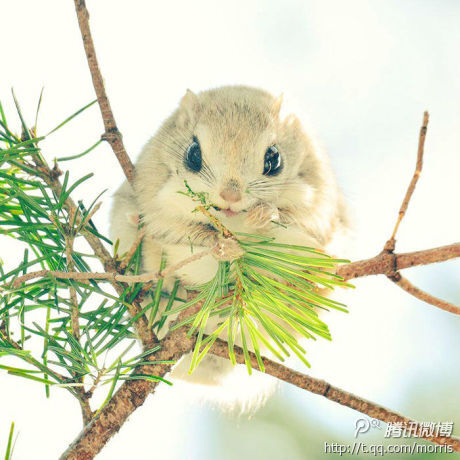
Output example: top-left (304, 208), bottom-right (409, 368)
top-left (152, 86), bottom-right (318, 218)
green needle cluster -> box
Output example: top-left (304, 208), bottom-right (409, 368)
top-left (167, 233), bottom-right (352, 375)
top-left (0, 94), bottom-right (171, 409)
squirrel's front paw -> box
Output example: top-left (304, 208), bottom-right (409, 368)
top-left (212, 236), bottom-right (245, 262)
top-left (245, 203), bottom-right (279, 229)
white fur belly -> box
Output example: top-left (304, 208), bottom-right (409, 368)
top-left (165, 243), bottom-right (218, 286)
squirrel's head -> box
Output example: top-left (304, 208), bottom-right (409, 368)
top-left (149, 85), bottom-right (323, 217)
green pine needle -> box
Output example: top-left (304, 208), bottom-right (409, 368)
top-left (3, 421), bottom-right (16, 460)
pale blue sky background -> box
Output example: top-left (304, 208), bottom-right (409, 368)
top-left (1, 1), bottom-right (459, 459)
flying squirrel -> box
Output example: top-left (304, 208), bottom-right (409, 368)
top-left (110, 85), bottom-right (350, 395)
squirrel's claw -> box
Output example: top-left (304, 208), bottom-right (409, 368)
top-left (245, 203), bottom-right (279, 229)
top-left (211, 237), bottom-right (245, 262)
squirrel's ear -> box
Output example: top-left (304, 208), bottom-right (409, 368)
top-left (271, 93), bottom-right (283, 118)
top-left (181, 89), bottom-right (198, 110)
top-left (177, 89), bottom-right (199, 128)
top-left (280, 113), bottom-right (302, 137)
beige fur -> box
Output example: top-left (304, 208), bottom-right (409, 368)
top-left (110, 85), bottom-right (349, 394)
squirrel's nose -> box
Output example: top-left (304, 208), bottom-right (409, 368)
top-left (220, 189), bottom-right (242, 203)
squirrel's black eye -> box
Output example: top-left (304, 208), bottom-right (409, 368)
top-left (263, 145), bottom-right (282, 176)
top-left (185, 137), bottom-right (202, 173)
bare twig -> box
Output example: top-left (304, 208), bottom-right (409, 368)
top-left (118, 227), bottom-right (146, 271)
top-left (160, 248), bottom-right (213, 278)
top-left (78, 201), bottom-right (102, 231)
top-left (389, 273), bottom-right (460, 315)
top-left (64, 218), bottom-right (93, 425)
top-left (385, 111), bottom-right (429, 251)
top-left (73, 0), bottom-right (135, 183)
top-left (337, 243), bottom-right (460, 316)
top-left (9, 248), bottom-right (213, 288)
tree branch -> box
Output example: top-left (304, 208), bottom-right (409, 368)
top-left (388, 273), bottom-right (460, 315)
top-left (386, 111), bottom-right (429, 251)
top-left (64, 213), bottom-right (93, 426)
top-left (378, 111), bottom-right (459, 313)
top-left (8, 248), bottom-right (212, 288)
top-left (59, 304), bottom-right (202, 460)
top-left (118, 227), bottom-right (145, 272)
top-left (8, 243), bottom-right (459, 293)
top-left (73, 0), bottom-right (135, 183)
top-left (209, 339), bottom-right (460, 450)
top-left (59, 304), bottom-right (460, 459)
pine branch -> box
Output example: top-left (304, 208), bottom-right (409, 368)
top-left (59, 303), bottom-right (202, 460)
top-left (27, 142), bottom-right (157, 348)
top-left (59, 280), bottom-right (460, 459)
top-left (0, 97), bottom-right (162, 416)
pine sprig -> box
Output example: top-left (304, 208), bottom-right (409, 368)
top-left (169, 183), bottom-right (352, 374)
